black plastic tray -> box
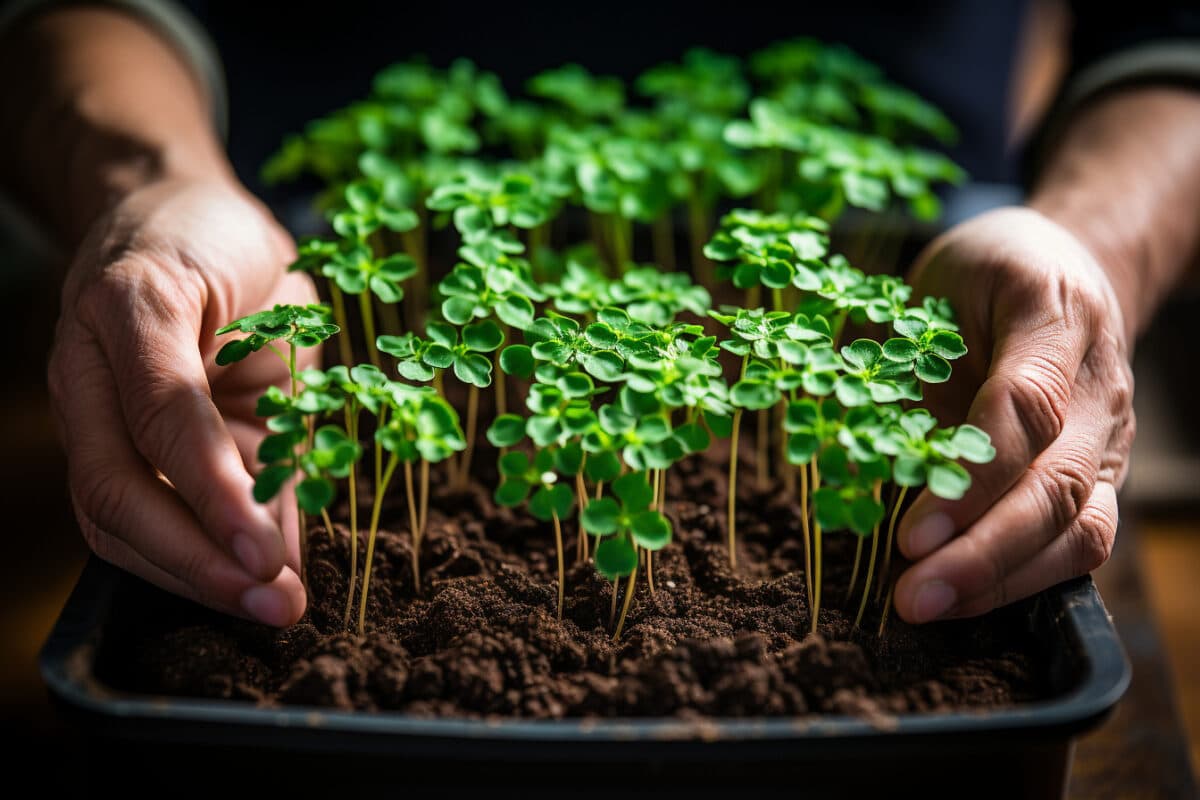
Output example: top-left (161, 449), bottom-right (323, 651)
top-left (40, 557), bottom-right (1130, 796)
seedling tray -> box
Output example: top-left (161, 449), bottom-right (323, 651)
top-left (41, 557), bottom-right (1128, 796)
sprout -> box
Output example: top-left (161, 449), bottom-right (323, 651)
top-left (494, 448), bottom-right (578, 619)
top-left (244, 36), bottom-right (989, 642)
top-left (581, 471), bottom-right (672, 639)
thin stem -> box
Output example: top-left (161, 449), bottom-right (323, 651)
top-left (810, 457), bottom-right (823, 636)
top-left (405, 459), bottom-right (422, 590)
top-left (328, 284), bottom-right (354, 368)
top-left (646, 549), bottom-right (655, 596)
top-left (320, 508), bottom-right (336, 542)
top-left (574, 461), bottom-right (588, 563)
top-left (343, 405), bottom-right (360, 629)
top-left (848, 536), bottom-right (865, 605)
top-left (456, 384), bottom-right (479, 490)
top-left (612, 564), bottom-right (638, 640)
top-left (727, 409), bottom-right (743, 568)
top-left (799, 456), bottom-right (813, 611)
top-left (771, 286), bottom-right (784, 312)
top-left (595, 480), bottom-right (604, 501)
top-left (358, 291), bottom-right (381, 368)
top-left (418, 457), bottom-right (430, 538)
top-left (552, 510), bottom-right (565, 621)
top-left (357, 451), bottom-right (398, 636)
top-left (878, 577), bottom-right (897, 637)
top-left (779, 403), bottom-right (794, 497)
top-left (854, 484), bottom-right (887, 629)
top-left (877, 486), bottom-right (909, 602)
top-left (609, 577), bottom-right (619, 627)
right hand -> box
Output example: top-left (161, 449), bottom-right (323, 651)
top-left (49, 176), bottom-right (315, 626)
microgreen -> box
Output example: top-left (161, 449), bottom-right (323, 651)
top-left (240, 37), bottom-right (990, 642)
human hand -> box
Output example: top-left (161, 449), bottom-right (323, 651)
top-left (48, 177), bottom-right (316, 626)
top-left (893, 207), bottom-right (1135, 623)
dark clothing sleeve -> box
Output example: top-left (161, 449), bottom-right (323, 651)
top-left (1024, 0), bottom-right (1200, 182)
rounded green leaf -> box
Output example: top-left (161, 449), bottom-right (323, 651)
top-left (496, 295), bottom-right (535, 329)
top-left (499, 344), bottom-right (535, 378)
top-left (593, 536), bottom-right (638, 579)
top-left (927, 329), bottom-right (967, 360)
top-left (786, 432), bottom-right (818, 465)
top-left (950, 424), bottom-right (996, 464)
top-left (487, 414), bottom-right (527, 448)
top-left (674, 422), bottom-right (710, 454)
top-left (612, 471), bottom-right (654, 511)
top-left (258, 431), bottom-right (302, 464)
top-left (463, 320), bottom-right (504, 353)
top-left (554, 442), bottom-right (584, 476)
top-left (253, 464), bottom-right (294, 503)
top-left (453, 352), bottom-right (493, 387)
top-left (846, 495), bottom-right (885, 536)
top-left (422, 343), bottom-right (456, 369)
top-left (882, 337), bottom-right (920, 362)
top-left (731, 379), bottom-right (780, 410)
top-left (841, 339), bottom-right (883, 370)
top-left (296, 477), bottom-right (336, 514)
top-left (442, 296), bottom-right (477, 325)
top-left (630, 510), bottom-right (671, 550)
top-left (834, 375), bottom-right (872, 407)
top-left (530, 483), bottom-right (574, 521)
top-left (812, 487), bottom-right (848, 531)
top-left (581, 497), bottom-right (621, 536)
top-left (215, 338), bottom-right (255, 366)
top-left (585, 450), bottom-right (622, 482)
top-left (914, 352), bottom-right (952, 383)
top-left (499, 450), bottom-right (531, 477)
top-left (495, 478), bottom-right (532, 508)
top-left (928, 461), bottom-right (971, 500)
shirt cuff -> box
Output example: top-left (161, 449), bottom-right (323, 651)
top-left (1027, 39), bottom-right (1200, 179)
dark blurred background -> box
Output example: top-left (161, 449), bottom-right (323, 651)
top-left (0, 0), bottom-right (1197, 793)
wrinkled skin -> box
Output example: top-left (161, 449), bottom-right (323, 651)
top-left (894, 207), bottom-right (1136, 623)
top-left (48, 177), bottom-right (316, 625)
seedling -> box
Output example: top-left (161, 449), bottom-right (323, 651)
top-left (581, 471), bottom-right (672, 639)
top-left (231, 37), bottom-right (994, 645)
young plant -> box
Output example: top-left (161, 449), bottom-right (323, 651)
top-left (494, 447), bottom-right (578, 620)
top-left (581, 471), bottom-right (672, 639)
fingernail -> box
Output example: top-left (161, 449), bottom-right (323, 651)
top-left (913, 581), bottom-right (957, 622)
top-left (232, 533), bottom-right (264, 578)
top-left (906, 512), bottom-right (956, 555)
top-left (241, 585), bottom-right (292, 626)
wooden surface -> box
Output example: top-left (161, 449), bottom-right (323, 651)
top-left (1, 271), bottom-right (1198, 794)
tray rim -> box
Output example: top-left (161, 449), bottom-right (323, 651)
top-left (39, 557), bottom-right (1131, 748)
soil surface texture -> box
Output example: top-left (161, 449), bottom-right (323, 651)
top-left (97, 457), bottom-right (1048, 720)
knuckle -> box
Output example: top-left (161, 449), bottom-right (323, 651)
top-left (1068, 505), bottom-right (1116, 574)
top-left (1002, 363), bottom-right (1070, 452)
top-left (74, 468), bottom-right (133, 538)
top-left (1037, 455), bottom-right (1095, 532)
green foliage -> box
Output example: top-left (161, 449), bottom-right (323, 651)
top-left (581, 471), bottom-right (671, 579)
top-left (377, 319), bottom-right (503, 387)
top-left (215, 304), bottom-right (338, 366)
top-left (244, 37), bottom-right (996, 623)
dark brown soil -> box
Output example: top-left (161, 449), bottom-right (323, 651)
top-left (97, 456), bottom-right (1048, 719)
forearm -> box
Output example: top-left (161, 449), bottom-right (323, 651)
top-left (1029, 87), bottom-right (1200, 343)
top-left (0, 6), bottom-right (231, 246)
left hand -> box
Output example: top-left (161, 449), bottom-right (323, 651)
top-left (892, 206), bottom-right (1136, 623)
